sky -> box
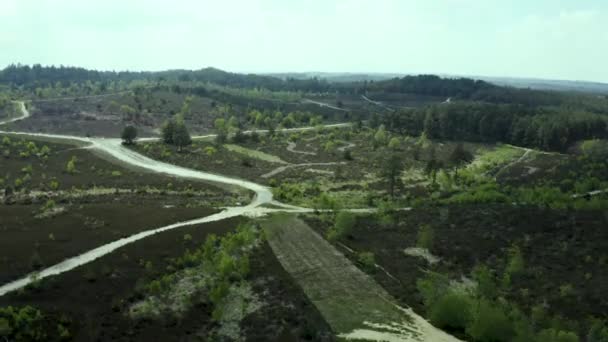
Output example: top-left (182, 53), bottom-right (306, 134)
top-left (1, 0), bottom-right (607, 82)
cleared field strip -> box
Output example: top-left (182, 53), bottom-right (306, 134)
top-left (262, 215), bottom-right (461, 342)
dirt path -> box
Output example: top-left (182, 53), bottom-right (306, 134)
top-left (0, 101), bottom-right (30, 125)
top-left (495, 147), bottom-right (531, 175)
top-left (302, 99), bottom-right (349, 112)
top-left (338, 141), bottom-right (356, 152)
top-left (361, 95), bottom-right (395, 112)
top-left (261, 162), bottom-right (346, 179)
top-left (262, 215), bottom-right (461, 342)
top-left (286, 141), bottom-right (316, 155)
top-left (0, 102), bottom-right (353, 296)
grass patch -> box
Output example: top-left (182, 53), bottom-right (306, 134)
top-left (223, 144), bottom-right (287, 164)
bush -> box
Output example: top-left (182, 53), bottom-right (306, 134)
top-left (536, 328), bottom-right (579, 342)
top-left (505, 245), bottom-right (525, 278)
top-left (0, 306), bottom-right (46, 341)
top-left (587, 319), bottom-right (608, 342)
top-left (66, 156), bottom-right (77, 174)
top-left (467, 299), bottom-right (514, 342)
top-left (416, 225), bottom-right (435, 250)
top-left (203, 146), bottom-right (217, 156)
top-left (357, 252), bottom-right (376, 271)
top-left (429, 291), bottom-right (473, 331)
top-left (417, 271), bottom-right (450, 309)
top-left (472, 264), bottom-right (498, 299)
top-left (49, 179), bottom-right (59, 190)
top-left (327, 211), bottom-right (356, 241)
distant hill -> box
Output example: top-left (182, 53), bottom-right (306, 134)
top-left (268, 72), bottom-right (608, 95)
top-left (267, 72), bottom-right (404, 83)
top-left (472, 76), bottom-right (608, 95)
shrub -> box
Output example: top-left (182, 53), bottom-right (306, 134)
top-left (536, 328), bottom-right (579, 342)
top-left (203, 146), bottom-right (217, 156)
top-left (429, 291), bottom-right (473, 331)
top-left (417, 271), bottom-right (451, 309)
top-left (49, 179), bottom-right (59, 190)
top-left (467, 299), bottom-right (514, 342)
top-left (357, 252), bottom-right (376, 271)
top-left (416, 225), bottom-right (435, 250)
top-left (66, 156), bottom-right (77, 174)
top-left (327, 211), bottom-right (356, 241)
top-left (388, 137), bottom-right (401, 149)
top-left (587, 319), bottom-right (608, 342)
top-left (111, 170), bottom-right (122, 177)
top-left (0, 306), bottom-right (46, 341)
top-left (472, 264), bottom-right (498, 299)
top-left (505, 245), bottom-right (525, 278)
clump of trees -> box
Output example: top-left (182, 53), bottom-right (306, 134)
top-left (161, 118), bottom-right (191, 152)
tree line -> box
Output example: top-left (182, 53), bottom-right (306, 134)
top-left (378, 102), bottom-right (607, 151)
top-left (4, 64), bottom-right (599, 109)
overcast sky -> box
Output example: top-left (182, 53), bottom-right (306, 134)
top-left (1, 0), bottom-right (607, 82)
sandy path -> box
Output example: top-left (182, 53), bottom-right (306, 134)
top-left (302, 99), bottom-right (349, 112)
top-left (0, 101), bottom-right (30, 125)
top-left (286, 141), bottom-right (316, 155)
top-left (261, 162), bottom-right (346, 179)
top-left (338, 141), bottom-right (356, 152)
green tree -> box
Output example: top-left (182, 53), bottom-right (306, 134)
top-left (448, 143), bottom-right (473, 178)
top-left (172, 121), bottom-right (192, 152)
top-left (380, 153), bottom-right (404, 198)
top-left (161, 120), bottom-right (176, 144)
top-left (214, 118), bottom-right (227, 143)
top-left (120, 104), bottom-right (136, 121)
top-left (121, 125), bottom-right (137, 145)
top-left (373, 125), bottom-right (388, 148)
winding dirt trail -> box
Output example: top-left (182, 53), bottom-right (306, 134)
top-left (0, 101), bottom-right (278, 295)
top-left (286, 141), bottom-right (316, 155)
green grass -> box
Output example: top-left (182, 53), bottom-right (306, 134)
top-left (223, 144), bottom-right (288, 164)
top-left (469, 144), bottom-right (524, 171)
